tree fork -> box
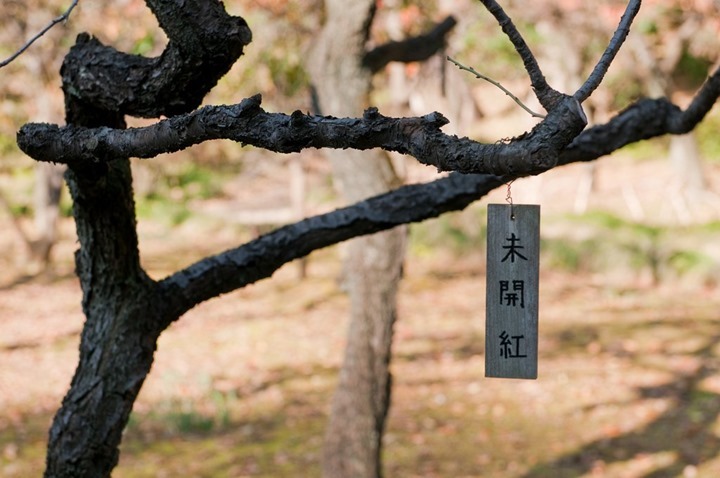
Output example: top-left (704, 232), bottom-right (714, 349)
top-left (41, 1), bottom-right (251, 475)
top-left (45, 158), bottom-right (172, 476)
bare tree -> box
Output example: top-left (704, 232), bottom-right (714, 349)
top-left (14, 0), bottom-right (720, 476)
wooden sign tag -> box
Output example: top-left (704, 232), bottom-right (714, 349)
top-left (485, 204), bottom-right (540, 379)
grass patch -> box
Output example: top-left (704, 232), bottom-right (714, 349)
top-left (410, 207), bottom-right (718, 286)
top-left (119, 389), bottom-right (326, 477)
top-left (0, 412), bottom-right (54, 477)
top-left (542, 211), bottom-right (718, 285)
top-left (696, 111), bottom-right (720, 161)
top-left (410, 205), bottom-right (487, 257)
top-left (136, 196), bottom-right (193, 226)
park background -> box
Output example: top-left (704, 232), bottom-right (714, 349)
top-left (2, 0), bottom-right (720, 476)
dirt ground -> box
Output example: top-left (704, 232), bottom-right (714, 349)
top-left (3, 156), bottom-right (720, 477)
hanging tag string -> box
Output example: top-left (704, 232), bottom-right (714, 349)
top-left (505, 180), bottom-right (515, 220)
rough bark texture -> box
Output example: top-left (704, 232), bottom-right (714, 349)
top-left (40, 1), bottom-right (251, 476)
top-left (17, 95), bottom-right (584, 178)
top-left (308, 2), bottom-right (404, 477)
top-left (45, 158), bottom-right (169, 477)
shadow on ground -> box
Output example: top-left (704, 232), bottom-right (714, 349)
top-left (525, 320), bottom-right (720, 478)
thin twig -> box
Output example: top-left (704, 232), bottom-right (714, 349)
top-left (479, 0), bottom-right (559, 109)
top-left (574, 0), bottom-right (642, 102)
top-left (0, 0), bottom-right (79, 69)
top-left (447, 56), bottom-right (545, 118)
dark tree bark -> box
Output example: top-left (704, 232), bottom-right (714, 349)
top-left (12, 0), bottom-right (720, 477)
top-left (38, 1), bottom-right (251, 476)
top-left (45, 159), bottom-right (167, 477)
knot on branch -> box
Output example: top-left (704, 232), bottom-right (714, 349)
top-left (239, 94), bottom-right (263, 113)
top-left (421, 112), bottom-right (449, 128)
top-left (221, 95), bottom-right (262, 123)
top-left (363, 107), bottom-right (381, 121)
top-left (290, 110), bottom-right (305, 127)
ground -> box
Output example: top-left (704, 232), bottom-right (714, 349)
top-left (2, 155), bottom-right (720, 477)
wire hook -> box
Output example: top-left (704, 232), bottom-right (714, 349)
top-left (505, 180), bottom-right (515, 220)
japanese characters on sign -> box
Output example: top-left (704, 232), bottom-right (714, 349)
top-left (500, 279), bottom-right (525, 308)
top-left (499, 331), bottom-right (527, 359)
top-left (485, 204), bottom-right (540, 379)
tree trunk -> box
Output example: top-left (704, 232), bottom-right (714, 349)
top-left (44, 158), bottom-right (173, 477)
top-left (323, 230), bottom-right (404, 478)
top-left (41, 2), bottom-right (252, 474)
top-left (309, 1), bottom-right (405, 477)
top-left (43, 68), bottom-right (171, 477)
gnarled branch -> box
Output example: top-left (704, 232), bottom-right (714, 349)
top-left (21, 64), bottom-right (720, 183)
top-left (61, 0), bottom-right (251, 122)
top-left (18, 94), bottom-right (587, 178)
top-left (563, 64), bottom-right (720, 163)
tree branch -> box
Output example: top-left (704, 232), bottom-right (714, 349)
top-left (61, 0), bottom-right (251, 122)
top-left (362, 15), bottom-right (457, 73)
top-left (0, 0), bottom-right (79, 69)
top-left (574, 0), bottom-right (642, 102)
top-left (160, 172), bottom-right (504, 315)
top-left (479, 0), bottom-right (560, 109)
top-left (562, 65), bottom-right (720, 163)
top-left (18, 93), bottom-right (587, 178)
top-left (669, 64), bottom-right (720, 133)
top-left (22, 60), bottom-right (720, 180)
top-left (157, 67), bottom-right (720, 311)
top-left (559, 98), bottom-right (680, 164)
